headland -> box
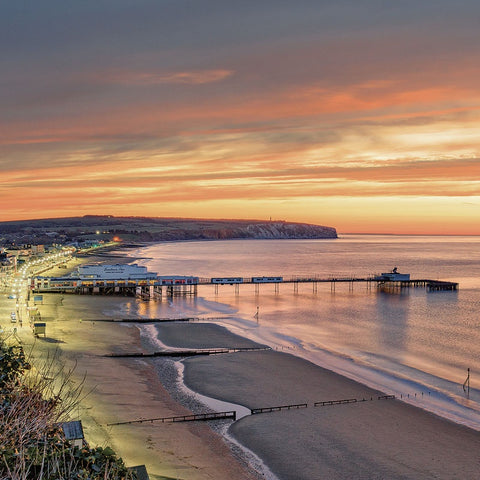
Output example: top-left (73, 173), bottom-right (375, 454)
top-left (0, 215), bottom-right (337, 246)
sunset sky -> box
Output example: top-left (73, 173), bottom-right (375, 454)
top-left (1, 1), bottom-right (480, 234)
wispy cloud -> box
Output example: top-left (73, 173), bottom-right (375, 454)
top-left (95, 69), bottom-right (234, 86)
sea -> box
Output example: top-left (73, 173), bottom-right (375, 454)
top-left (124, 235), bottom-right (480, 431)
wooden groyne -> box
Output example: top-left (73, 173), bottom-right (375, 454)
top-left (108, 395), bottom-right (398, 427)
top-left (252, 395), bottom-right (396, 415)
top-left (107, 410), bottom-right (236, 426)
top-left (314, 398), bottom-right (358, 407)
top-left (105, 346), bottom-right (271, 358)
top-left (90, 316), bottom-right (231, 323)
top-left (91, 317), bottom-right (196, 323)
top-left (314, 395), bottom-right (395, 407)
top-left (251, 403), bottom-right (308, 414)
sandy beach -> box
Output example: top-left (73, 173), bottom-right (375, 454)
top-left (160, 323), bottom-right (480, 480)
top-left (3, 253), bottom-right (480, 480)
top-left (0, 255), bottom-right (258, 480)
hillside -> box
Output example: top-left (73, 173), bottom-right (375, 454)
top-left (0, 216), bottom-right (337, 245)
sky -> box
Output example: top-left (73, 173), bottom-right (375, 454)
top-left (1, 1), bottom-right (480, 234)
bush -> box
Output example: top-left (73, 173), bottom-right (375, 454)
top-left (0, 338), bottom-right (136, 480)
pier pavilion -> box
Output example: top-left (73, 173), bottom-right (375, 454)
top-left (32, 264), bottom-right (199, 297)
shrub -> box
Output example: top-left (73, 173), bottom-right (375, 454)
top-left (0, 338), bottom-right (136, 480)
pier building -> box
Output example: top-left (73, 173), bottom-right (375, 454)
top-left (33, 264), bottom-right (199, 297)
top-left (77, 264), bottom-right (157, 282)
top-left (374, 268), bottom-right (410, 282)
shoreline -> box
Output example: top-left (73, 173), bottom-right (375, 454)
top-left (138, 325), bottom-right (274, 479)
top-left (8, 243), bottom-right (480, 478)
top-left (95, 242), bottom-right (480, 431)
top-left (154, 321), bottom-right (480, 480)
top-left (208, 312), bottom-right (480, 432)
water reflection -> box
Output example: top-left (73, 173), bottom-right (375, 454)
top-left (375, 290), bottom-right (409, 355)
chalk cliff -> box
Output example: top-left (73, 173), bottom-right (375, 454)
top-left (199, 221), bottom-right (337, 240)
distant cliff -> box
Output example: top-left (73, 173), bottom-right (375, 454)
top-left (0, 216), bottom-right (337, 244)
top-left (196, 221), bottom-right (337, 240)
top-left (107, 218), bottom-right (338, 241)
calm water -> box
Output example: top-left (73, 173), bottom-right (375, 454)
top-left (127, 235), bottom-right (480, 429)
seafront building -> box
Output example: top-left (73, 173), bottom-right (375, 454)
top-left (33, 263), bottom-right (199, 297)
top-left (77, 263), bottom-right (159, 282)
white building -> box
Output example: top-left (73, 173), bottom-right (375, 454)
top-left (77, 263), bottom-right (158, 281)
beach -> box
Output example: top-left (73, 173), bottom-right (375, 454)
top-left (1, 255), bottom-right (257, 480)
top-left (160, 323), bottom-right (480, 480)
top-left (3, 251), bottom-right (480, 479)
top-left (2, 294), bottom-right (258, 480)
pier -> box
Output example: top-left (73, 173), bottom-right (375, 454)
top-left (32, 263), bottom-right (458, 297)
top-left (32, 275), bottom-right (458, 296)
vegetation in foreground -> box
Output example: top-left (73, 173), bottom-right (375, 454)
top-left (0, 339), bottom-right (136, 480)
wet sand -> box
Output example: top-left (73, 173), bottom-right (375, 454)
top-left (1, 294), bottom-right (257, 480)
top-left (160, 323), bottom-right (480, 480)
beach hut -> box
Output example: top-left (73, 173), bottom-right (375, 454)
top-left (128, 465), bottom-right (150, 480)
top-left (33, 322), bottom-right (46, 336)
top-left (61, 420), bottom-right (85, 448)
